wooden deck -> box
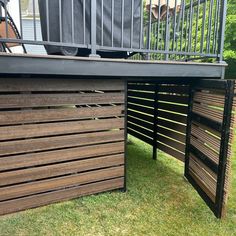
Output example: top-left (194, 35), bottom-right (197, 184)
top-left (0, 53), bottom-right (227, 79)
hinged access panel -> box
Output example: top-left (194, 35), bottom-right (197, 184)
top-left (185, 79), bottom-right (235, 218)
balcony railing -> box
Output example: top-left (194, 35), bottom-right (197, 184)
top-left (0, 0), bottom-right (227, 62)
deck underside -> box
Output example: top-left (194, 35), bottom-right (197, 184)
top-left (0, 53), bottom-right (226, 79)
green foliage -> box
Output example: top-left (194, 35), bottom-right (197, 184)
top-left (224, 0), bottom-right (236, 78)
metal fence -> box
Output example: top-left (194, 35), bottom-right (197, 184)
top-left (0, 0), bottom-right (227, 62)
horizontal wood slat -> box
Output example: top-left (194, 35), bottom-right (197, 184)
top-left (158, 102), bottom-right (188, 114)
top-left (158, 110), bottom-right (187, 124)
top-left (127, 109), bottom-right (154, 123)
top-left (0, 93), bottom-right (124, 108)
top-left (158, 85), bottom-right (189, 94)
top-left (128, 90), bottom-right (155, 100)
top-left (128, 128), bottom-right (153, 145)
top-left (128, 103), bottom-right (154, 115)
top-left (0, 154), bottom-right (124, 187)
top-left (0, 130), bottom-right (124, 157)
top-left (128, 116), bottom-right (153, 131)
top-left (128, 84), bottom-right (155, 91)
top-left (0, 106), bottom-right (124, 125)
top-left (128, 122), bottom-right (153, 139)
top-left (0, 118), bottom-right (124, 141)
top-left (158, 134), bottom-right (185, 153)
top-left (157, 142), bottom-right (185, 162)
top-left (158, 118), bottom-right (186, 133)
top-left (0, 166), bottom-right (124, 202)
top-left (158, 94), bottom-right (188, 104)
top-left (128, 97), bottom-right (154, 108)
top-left (157, 126), bottom-right (186, 143)
top-left (0, 141), bottom-right (124, 171)
top-left (0, 79), bottom-right (125, 92)
top-left (0, 177), bottom-right (124, 216)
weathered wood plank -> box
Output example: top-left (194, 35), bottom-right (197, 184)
top-left (0, 154), bottom-right (124, 186)
top-left (158, 134), bottom-right (185, 153)
top-left (0, 118), bottom-right (124, 141)
top-left (157, 110), bottom-right (187, 124)
top-left (156, 142), bottom-right (185, 162)
top-left (0, 166), bottom-right (124, 201)
top-left (0, 130), bottom-right (124, 157)
top-left (0, 106), bottom-right (124, 125)
top-left (158, 118), bottom-right (186, 133)
top-left (0, 93), bottom-right (124, 108)
top-left (0, 178), bottom-right (124, 216)
top-left (158, 102), bottom-right (188, 114)
top-left (0, 141), bottom-right (124, 171)
top-left (158, 94), bottom-right (189, 104)
top-left (0, 79), bottom-right (125, 92)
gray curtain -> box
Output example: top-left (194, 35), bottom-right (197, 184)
top-left (38, 0), bottom-right (142, 56)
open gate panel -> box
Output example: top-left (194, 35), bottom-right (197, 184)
top-left (185, 80), bottom-right (235, 218)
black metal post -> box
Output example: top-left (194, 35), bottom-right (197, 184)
top-left (184, 83), bottom-right (194, 176)
top-left (122, 79), bottom-right (128, 192)
top-left (217, 0), bottom-right (227, 62)
top-left (215, 80), bottom-right (234, 218)
top-left (153, 83), bottom-right (158, 160)
top-left (89, 0), bottom-right (100, 57)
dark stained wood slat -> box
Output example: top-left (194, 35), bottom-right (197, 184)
top-left (191, 124), bottom-right (220, 151)
top-left (0, 166), bottom-right (124, 201)
top-left (127, 90), bottom-right (155, 100)
top-left (127, 122), bottom-right (154, 139)
top-left (0, 79), bottom-right (125, 92)
top-left (128, 128), bottom-right (153, 146)
top-left (158, 134), bottom-right (185, 153)
top-left (128, 83), bottom-right (155, 91)
top-left (157, 126), bottom-right (186, 143)
top-left (127, 109), bottom-right (154, 123)
top-left (158, 94), bottom-right (189, 104)
top-left (190, 136), bottom-right (219, 164)
top-left (158, 102), bottom-right (188, 114)
top-left (0, 93), bottom-right (124, 108)
top-left (158, 85), bottom-right (189, 94)
top-left (128, 103), bottom-right (154, 116)
top-left (0, 130), bottom-right (124, 157)
top-left (0, 141), bottom-right (124, 171)
top-left (158, 118), bottom-right (186, 133)
top-left (157, 110), bottom-right (187, 124)
top-left (0, 154), bottom-right (124, 186)
top-left (128, 116), bottom-right (153, 131)
top-left (127, 97), bottom-right (154, 108)
top-left (0, 106), bottom-right (124, 125)
top-left (0, 118), bottom-right (124, 141)
top-left (156, 142), bottom-right (185, 162)
top-left (0, 178), bottom-right (124, 216)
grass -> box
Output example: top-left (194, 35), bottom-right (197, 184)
top-left (0, 135), bottom-right (235, 236)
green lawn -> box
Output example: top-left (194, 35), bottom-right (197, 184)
top-left (0, 135), bottom-right (235, 236)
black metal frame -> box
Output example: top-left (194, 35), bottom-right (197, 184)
top-left (0, 0), bottom-right (228, 62)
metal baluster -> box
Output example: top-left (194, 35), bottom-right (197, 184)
top-left (194, 0), bottom-right (200, 52)
top-left (200, 0), bottom-right (207, 53)
top-left (164, 0), bottom-right (170, 60)
top-left (206, 0), bottom-right (214, 53)
top-left (71, 0), bottom-right (75, 44)
top-left (101, 0), bottom-right (103, 46)
top-left (32, 0), bottom-right (37, 40)
top-left (46, 0), bottom-right (49, 41)
top-left (139, 0), bottom-right (143, 49)
top-left (59, 0), bottom-right (62, 42)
